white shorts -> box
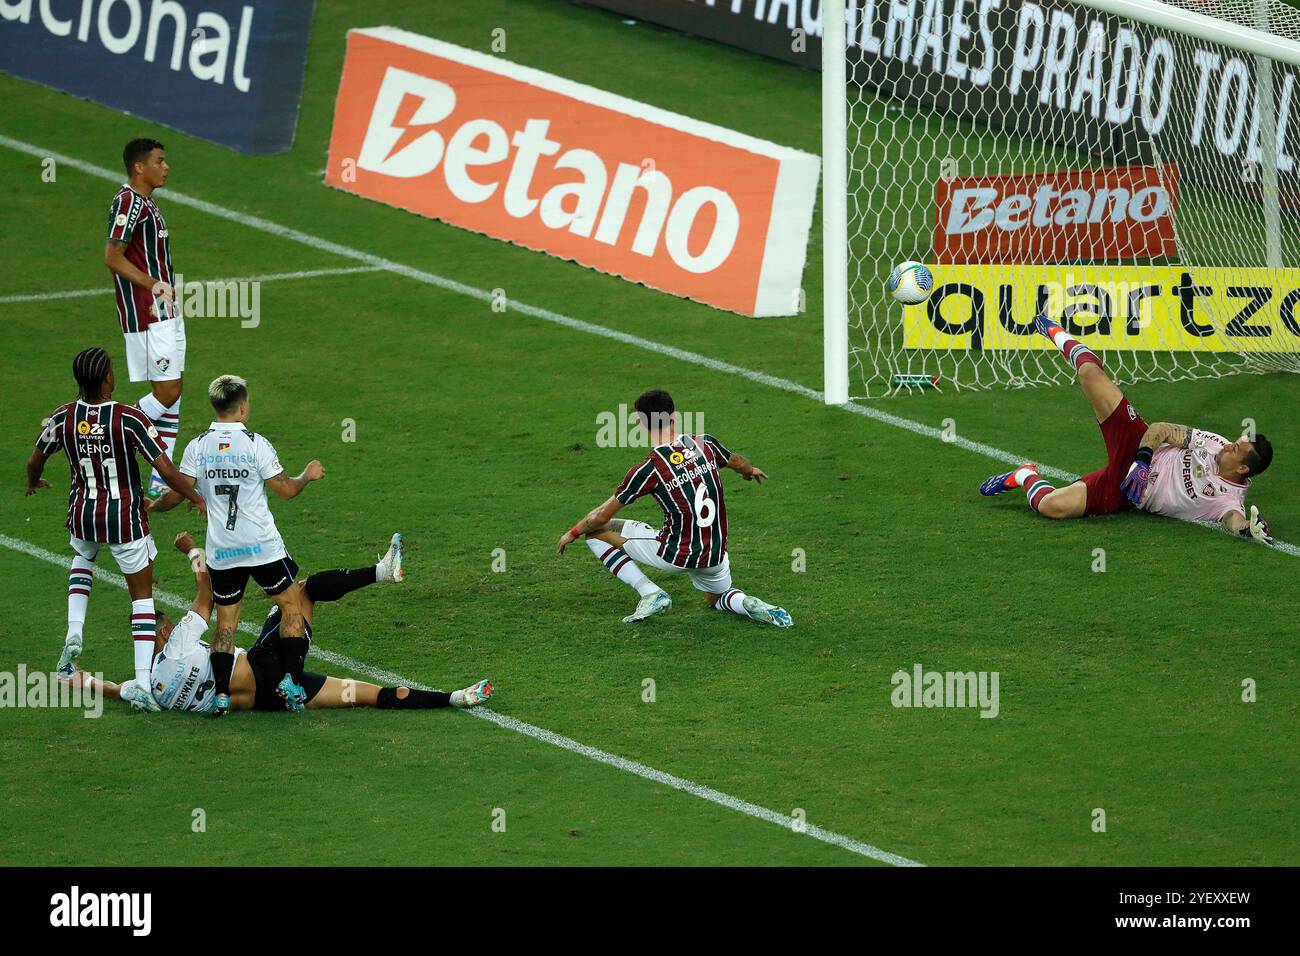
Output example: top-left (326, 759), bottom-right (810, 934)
top-left (619, 520), bottom-right (733, 594)
top-left (124, 316), bottom-right (186, 382)
top-left (70, 534), bottom-right (158, 575)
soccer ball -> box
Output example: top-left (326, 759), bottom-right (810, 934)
top-left (887, 261), bottom-right (934, 305)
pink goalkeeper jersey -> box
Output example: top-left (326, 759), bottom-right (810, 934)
top-left (1142, 429), bottom-right (1249, 522)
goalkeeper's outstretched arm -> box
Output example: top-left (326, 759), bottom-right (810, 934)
top-left (1223, 506), bottom-right (1274, 545)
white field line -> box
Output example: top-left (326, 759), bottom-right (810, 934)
top-left (3, 136), bottom-right (1289, 555)
top-left (0, 266), bottom-right (385, 304)
top-left (0, 532), bottom-right (919, 868)
top-left (0, 134), bottom-right (1289, 860)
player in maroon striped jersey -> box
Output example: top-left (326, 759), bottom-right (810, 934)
top-left (25, 348), bottom-right (206, 711)
top-left (557, 390), bottom-right (792, 627)
top-left (105, 139), bottom-right (186, 499)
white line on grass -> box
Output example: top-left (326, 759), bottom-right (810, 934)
top-left (4, 135), bottom-right (1289, 555)
top-left (0, 266), bottom-right (385, 304)
top-left (0, 532), bottom-right (919, 867)
top-left (0, 135), bottom-right (1290, 860)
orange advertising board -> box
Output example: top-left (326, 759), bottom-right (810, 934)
top-left (326, 28), bottom-right (820, 316)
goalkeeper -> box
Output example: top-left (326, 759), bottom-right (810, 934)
top-left (979, 314), bottom-right (1275, 545)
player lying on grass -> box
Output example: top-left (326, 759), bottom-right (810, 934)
top-left (979, 314), bottom-right (1275, 545)
top-left (75, 531), bottom-right (493, 715)
top-left (556, 389), bottom-right (792, 626)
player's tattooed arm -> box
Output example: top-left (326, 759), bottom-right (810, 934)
top-left (1137, 422), bottom-right (1191, 450)
top-left (266, 460), bottom-right (326, 500)
top-left (557, 496), bottom-right (623, 554)
top-left (725, 453), bottom-right (769, 484)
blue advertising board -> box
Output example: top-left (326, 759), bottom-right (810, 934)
top-left (0, 0), bottom-right (314, 153)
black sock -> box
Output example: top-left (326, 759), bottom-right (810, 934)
top-left (305, 567), bottom-right (377, 603)
top-left (210, 652), bottom-right (234, 696)
top-left (278, 636), bottom-right (309, 685)
top-left (376, 687), bottom-right (451, 709)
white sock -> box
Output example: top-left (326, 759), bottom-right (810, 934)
top-left (1013, 466), bottom-right (1038, 487)
top-left (715, 588), bottom-right (749, 615)
top-left (138, 393), bottom-right (181, 481)
top-left (587, 539), bottom-right (659, 597)
top-left (137, 392), bottom-right (166, 420)
top-left (67, 556), bottom-right (95, 640)
top-left (130, 598), bottom-right (157, 686)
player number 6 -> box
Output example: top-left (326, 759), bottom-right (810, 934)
top-left (694, 483), bottom-right (716, 529)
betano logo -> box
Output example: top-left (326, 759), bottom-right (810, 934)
top-left (326, 27), bottom-right (820, 316)
top-left (934, 165), bottom-right (1178, 264)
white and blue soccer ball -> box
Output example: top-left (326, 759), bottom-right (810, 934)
top-left (887, 261), bottom-right (934, 305)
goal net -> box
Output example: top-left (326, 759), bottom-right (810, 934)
top-left (824, 0), bottom-right (1300, 401)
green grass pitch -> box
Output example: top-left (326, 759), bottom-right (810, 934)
top-left (0, 0), bottom-right (1296, 866)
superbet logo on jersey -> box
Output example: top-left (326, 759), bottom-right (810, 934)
top-left (325, 27), bottom-right (819, 316)
top-left (933, 165), bottom-right (1179, 264)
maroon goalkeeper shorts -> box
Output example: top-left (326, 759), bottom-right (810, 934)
top-left (1080, 396), bottom-right (1149, 517)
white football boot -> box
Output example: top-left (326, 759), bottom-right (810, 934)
top-left (742, 596), bottom-right (793, 628)
top-left (451, 679), bottom-right (494, 708)
top-left (376, 532), bottom-right (404, 583)
top-left (622, 589), bottom-right (672, 623)
top-left (119, 679), bottom-right (162, 713)
top-left (56, 633), bottom-right (83, 681)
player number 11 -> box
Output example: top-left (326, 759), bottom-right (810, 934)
top-left (79, 457), bottom-right (119, 500)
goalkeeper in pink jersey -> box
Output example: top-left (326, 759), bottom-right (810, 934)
top-left (979, 314), bottom-right (1275, 545)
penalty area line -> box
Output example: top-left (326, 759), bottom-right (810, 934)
top-left (1, 135), bottom-right (1289, 557)
top-left (0, 531), bottom-right (921, 868)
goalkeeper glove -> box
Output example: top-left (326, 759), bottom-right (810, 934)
top-left (1120, 446), bottom-right (1154, 505)
top-left (1238, 505), bottom-right (1275, 546)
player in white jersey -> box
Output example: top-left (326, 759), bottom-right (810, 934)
top-left (149, 374), bottom-right (324, 716)
top-left (78, 532), bottom-right (492, 714)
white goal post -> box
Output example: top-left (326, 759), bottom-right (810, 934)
top-left (823, 0), bottom-right (1300, 402)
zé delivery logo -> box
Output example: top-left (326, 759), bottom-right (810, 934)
top-left (326, 28), bottom-right (819, 316)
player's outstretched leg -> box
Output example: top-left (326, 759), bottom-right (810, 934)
top-left (302, 533), bottom-right (404, 606)
top-left (712, 588), bottom-right (793, 628)
top-left (979, 464), bottom-right (1085, 519)
top-left (305, 676), bottom-right (494, 709)
top-left (1033, 314), bottom-right (1124, 423)
top-left (58, 554), bottom-right (96, 679)
top-left (585, 538), bottom-right (670, 623)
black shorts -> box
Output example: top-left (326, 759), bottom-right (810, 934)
top-left (246, 615), bottom-right (324, 711)
top-left (209, 556), bottom-right (299, 606)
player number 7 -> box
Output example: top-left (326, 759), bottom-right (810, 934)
top-left (213, 483), bottom-right (240, 531)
